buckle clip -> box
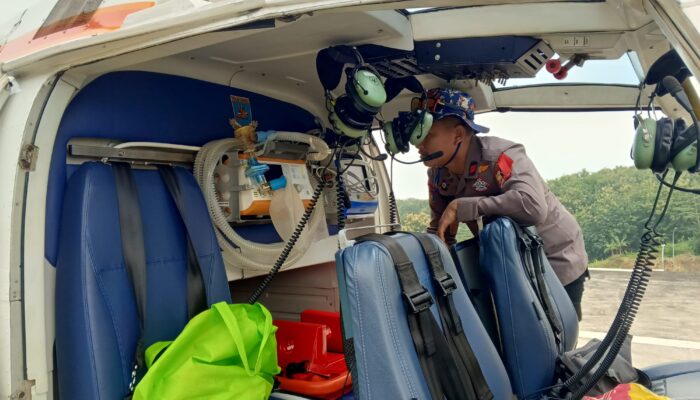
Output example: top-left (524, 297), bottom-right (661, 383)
top-left (434, 274), bottom-right (457, 296)
top-left (403, 289), bottom-right (433, 314)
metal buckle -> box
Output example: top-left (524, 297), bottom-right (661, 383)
top-left (403, 289), bottom-right (433, 314)
top-left (434, 274), bottom-right (457, 296)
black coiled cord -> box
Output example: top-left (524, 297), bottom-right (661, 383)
top-left (388, 158), bottom-right (399, 231)
top-left (336, 162), bottom-right (348, 230)
top-left (561, 172), bottom-right (680, 398)
top-left (247, 178), bottom-right (328, 304)
top-left (388, 190), bottom-right (398, 229)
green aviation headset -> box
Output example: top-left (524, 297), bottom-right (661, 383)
top-left (631, 51), bottom-right (699, 174)
top-left (316, 46), bottom-right (387, 138)
top-left (632, 111), bottom-right (697, 172)
top-left (381, 95), bottom-right (434, 156)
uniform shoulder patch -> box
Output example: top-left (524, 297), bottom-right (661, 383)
top-left (495, 153), bottom-right (514, 188)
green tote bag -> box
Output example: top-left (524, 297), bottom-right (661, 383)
top-left (133, 302), bottom-right (280, 400)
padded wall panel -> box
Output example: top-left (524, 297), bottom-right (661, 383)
top-left (46, 71), bottom-right (318, 264)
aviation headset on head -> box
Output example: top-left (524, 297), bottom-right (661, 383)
top-left (316, 46), bottom-right (387, 138)
top-left (381, 92), bottom-right (434, 155)
top-left (631, 66), bottom-right (699, 174)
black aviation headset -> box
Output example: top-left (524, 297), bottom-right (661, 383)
top-left (631, 50), bottom-right (699, 176)
top-left (316, 45), bottom-right (387, 138)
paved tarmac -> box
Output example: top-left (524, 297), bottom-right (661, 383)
top-left (581, 269), bottom-right (700, 368)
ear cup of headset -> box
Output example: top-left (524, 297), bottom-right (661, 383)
top-left (345, 68), bottom-right (387, 114)
top-left (408, 110), bottom-right (434, 146)
top-left (652, 117), bottom-right (675, 172)
top-left (632, 118), bottom-right (658, 170)
top-left (382, 120), bottom-right (401, 155)
top-left (331, 95), bottom-right (374, 138)
top-left (329, 111), bottom-right (368, 139)
top-left (670, 122), bottom-right (698, 171)
top-left (672, 141), bottom-right (698, 171)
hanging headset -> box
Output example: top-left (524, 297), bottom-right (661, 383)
top-left (316, 46), bottom-right (387, 138)
top-left (631, 53), bottom-right (699, 174)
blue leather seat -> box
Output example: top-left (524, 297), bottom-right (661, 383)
top-left (55, 162), bottom-right (231, 400)
top-left (336, 232), bottom-right (513, 400)
top-left (479, 218), bottom-right (579, 399)
top-left (479, 218), bottom-right (700, 399)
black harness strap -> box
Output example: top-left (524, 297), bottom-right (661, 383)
top-left (357, 234), bottom-right (443, 400)
top-left (358, 234), bottom-right (480, 400)
top-left (113, 163), bottom-right (148, 396)
top-left (512, 223), bottom-right (563, 348)
top-left (405, 232), bottom-right (494, 400)
top-left (157, 165), bottom-right (208, 319)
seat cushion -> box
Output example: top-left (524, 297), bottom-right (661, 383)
top-left (644, 361), bottom-right (700, 398)
top-left (55, 162), bottom-right (231, 400)
top-left (479, 218), bottom-right (579, 399)
top-left (336, 232), bottom-right (513, 400)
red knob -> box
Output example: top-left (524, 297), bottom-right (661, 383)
top-left (546, 59), bottom-right (562, 74)
top-left (553, 68), bottom-right (568, 80)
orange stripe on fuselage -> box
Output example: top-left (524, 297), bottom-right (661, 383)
top-left (0, 2), bottom-right (155, 63)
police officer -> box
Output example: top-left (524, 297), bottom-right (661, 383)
top-left (418, 88), bottom-right (589, 320)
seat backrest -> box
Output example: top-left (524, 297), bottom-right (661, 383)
top-left (336, 232), bottom-right (513, 400)
top-left (55, 162), bottom-right (231, 400)
top-left (479, 218), bottom-right (579, 399)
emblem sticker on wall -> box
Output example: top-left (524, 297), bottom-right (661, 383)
top-left (230, 95), bottom-right (253, 126)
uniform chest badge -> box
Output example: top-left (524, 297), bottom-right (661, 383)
top-left (473, 177), bottom-right (489, 192)
top-left (440, 181), bottom-right (449, 190)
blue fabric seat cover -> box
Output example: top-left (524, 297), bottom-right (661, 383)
top-left (336, 232), bottom-right (513, 400)
top-left (479, 218), bottom-right (579, 399)
top-left (644, 360), bottom-right (700, 397)
top-left (55, 162), bottom-right (231, 400)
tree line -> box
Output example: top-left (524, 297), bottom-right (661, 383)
top-left (398, 166), bottom-right (700, 261)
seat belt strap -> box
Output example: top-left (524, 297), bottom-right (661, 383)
top-left (358, 233), bottom-right (477, 400)
top-left (528, 232), bottom-right (564, 338)
top-left (113, 163), bottom-right (148, 397)
top-left (157, 165), bottom-right (208, 319)
top-left (512, 223), bottom-right (563, 346)
top-left (357, 234), bottom-right (443, 399)
top-left (405, 232), bottom-right (494, 400)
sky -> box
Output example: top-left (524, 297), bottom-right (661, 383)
top-left (383, 56), bottom-right (643, 199)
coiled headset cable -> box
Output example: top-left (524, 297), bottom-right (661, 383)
top-left (558, 171), bottom-right (681, 398)
top-left (248, 149), bottom-right (338, 304)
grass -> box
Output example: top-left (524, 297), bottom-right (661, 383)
top-left (589, 240), bottom-right (700, 272)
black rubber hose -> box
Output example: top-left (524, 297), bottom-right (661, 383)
top-left (247, 179), bottom-right (327, 304)
top-left (563, 173), bottom-right (679, 398)
top-left (558, 179), bottom-right (666, 395)
top-left (566, 234), bottom-right (655, 398)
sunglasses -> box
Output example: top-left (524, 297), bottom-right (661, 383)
top-left (410, 97), bottom-right (439, 113)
